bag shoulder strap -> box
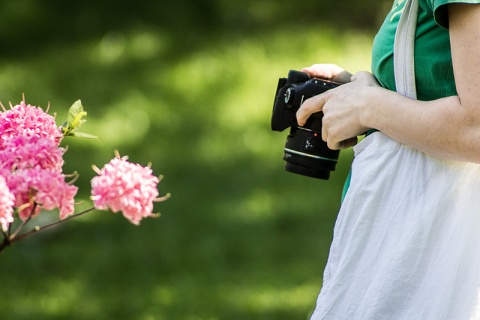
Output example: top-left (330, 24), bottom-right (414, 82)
top-left (393, 0), bottom-right (419, 99)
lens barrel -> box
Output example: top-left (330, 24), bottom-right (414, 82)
top-left (283, 127), bottom-right (339, 180)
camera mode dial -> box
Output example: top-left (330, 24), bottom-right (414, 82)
top-left (284, 87), bottom-right (294, 107)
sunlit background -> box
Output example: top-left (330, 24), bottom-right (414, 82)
top-left (0, 1), bottom-right (388, 319)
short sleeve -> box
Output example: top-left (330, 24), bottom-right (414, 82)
top-left (431, 0), bottom-right (480, 28)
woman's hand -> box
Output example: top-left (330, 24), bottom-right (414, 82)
top-left (296, 71), bottom-right (380, 150)
top-left (295, 6), bottom-right (480, 163)
top-left (301, 64), bottom-right (353, 84)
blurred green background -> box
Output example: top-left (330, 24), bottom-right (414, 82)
top-left (0, 0), bottom-right (389, 319)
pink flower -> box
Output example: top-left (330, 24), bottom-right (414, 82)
top-left (0, 101), bottom-right (63, 150)
top-left (0, 175), bottom-right (14, 231)
top-left (0, 135), bottom-right (64, 173)
top-left (91, 152), bottom-right (167, 225)
top-left (6, 166), bottom-right (78, 220)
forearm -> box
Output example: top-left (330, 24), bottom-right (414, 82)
top-left (364, 87), bottom-right (480, 163)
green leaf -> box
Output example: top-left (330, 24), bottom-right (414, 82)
top-left (61, 100), bottom-right (99, 139)
top-left (68, 100), bottom-right (87, 129)
top-left (71, 131), bottom-right (100, 140)
top-left (67, 100), bottom-right (85, 125)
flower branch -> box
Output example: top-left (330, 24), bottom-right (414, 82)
top-left (8, 207), bottom-right (95, 243)
top-left (0, 98), bottom-right (170, 254)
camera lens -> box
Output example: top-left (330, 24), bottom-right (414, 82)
top-left (283, 127), bottom-right (339, 180)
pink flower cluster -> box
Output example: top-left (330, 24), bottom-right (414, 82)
top-left (0, 101), bottom-right (77, 229)
top-left (0, 101), bottom-right (63, 148)
top-left (0, 100), bottom-right (166, 232)
top-left (0, 176), bottom-right (15, 231)
top-left (91, 152), bottom-right (166, 225)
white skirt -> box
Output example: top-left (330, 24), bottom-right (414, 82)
top-left (310, 132), bottom-right (480, 320)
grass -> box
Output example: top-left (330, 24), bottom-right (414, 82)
top-left (0, 7), bottom-right (375, 319)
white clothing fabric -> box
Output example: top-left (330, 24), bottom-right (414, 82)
top-left (310, 132), bottom-right (480, 319)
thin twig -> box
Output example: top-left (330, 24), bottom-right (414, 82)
top-left (9, 205), bottom-right (36, 240)
top-left (12, 207), bottom-right (96, 243)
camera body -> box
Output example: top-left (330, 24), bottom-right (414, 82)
top-left (271, 70), bottom-right (342, 180)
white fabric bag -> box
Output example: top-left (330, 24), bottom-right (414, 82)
top-left (310, 0), bottom-right (480, 319)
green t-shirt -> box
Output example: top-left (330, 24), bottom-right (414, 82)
top-left (372, 0), bottom-right (480, 100)
top-left (372, 0), bottom-right (456, 101)
top-left (342, 0), bottom-right (480, 200)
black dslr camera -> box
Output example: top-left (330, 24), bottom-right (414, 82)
top-left (271, 70), bottom-right (342, 180)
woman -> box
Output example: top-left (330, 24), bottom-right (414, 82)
top-left (299, 1), bottom-right (480, 319)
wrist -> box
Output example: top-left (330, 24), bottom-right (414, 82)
top-left (360, 86), bottom-right (386, 132)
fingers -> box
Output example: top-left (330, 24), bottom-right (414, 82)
top-left (301, 64), bottom-right (345, 79)
top-left (335, 71), bottom-right (354, 84)
top-left (295, 68), bottom-right (370, 150)
top-left (301, 64), bottom-right (353, 83)
top-left (351, 71), bottom-right (379, 86)
top-left (351, 71), bottom-right (370, 82)
top-left (337, 137), bottom-right (358, 150)
top-left (296, 93), bottom-right (327, 126)
top-left (321, 117), bottom-right (358, 150)
top-left (322, 132), bottom-right (358, 150)
top-left (296, 88), bottom-right (359, 150)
